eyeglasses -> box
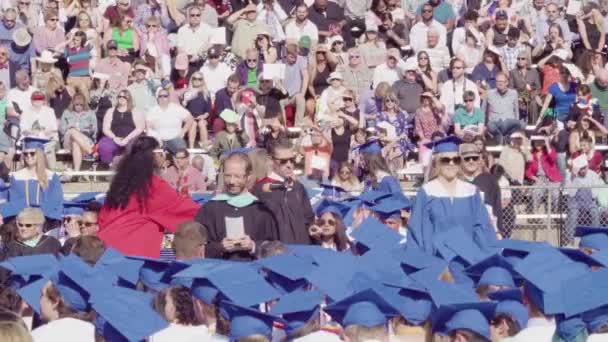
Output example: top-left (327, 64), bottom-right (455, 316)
top-left (49, 18), bottom-right (59, 22)
top-left (333, 41), bottom-right (344, 45)
top-left (118, 2), bottom-right (130, 5)
top-left (439, 156), bottom-right (462, 165)
top-left (517, 57), bottom-right (527, 60)
top-left (175, 155), bottom-right (188, 160)
top-left (349, 55), bottom-right (360, 59)
top-left (464, 99), bottom-right (475, 103)
top-left (158, 94), bottom-right (169, 98)
top-left (209, 55), bottom-right (220, 59)
top-left (192, 77), bottom-right (203, 81)
top-left (463, 156), bottom-right (480, 162)
top-left (23, 151), bottom-right (36, 157)
top-left (273, 156), bottom-right (296, 165)
top-left (19, 1), bottom-right (30, 4)
top-left (118, 95), bottom-right (128, 99)
top-left (343, 97), bottom-right (353, 101)
top-left (17, 223), bottom-right (38, 228)
top-left (385, 99), bottom-right (396, 103)
top-left (146, 24), bottom-right (157, 28)
top-left (419, 56), bottom-right (428, 60)
top-left (339, 169), bottom-right (351, 175)
top-left (247, 59), bottom-right (258, 63)
top-left (3, 19), bottom-right (15, 23)
top-left (190, 13), bottom-right (201, 17)
top-left (317, 218), bottom-right (336, 226)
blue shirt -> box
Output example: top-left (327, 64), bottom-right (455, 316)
top-left (9, 43), bottom-right (34, 71)
top-left (416, 1), bottom-right (455, 25)
top-left (549, 82), bottom-right (577, 122)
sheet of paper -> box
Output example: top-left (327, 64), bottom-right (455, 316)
top-left (263, 63), bottom-right (285, 80)
top-left (566, 0), bottom-right (581, 16)
top-left (311, 155), bottom-right (328, 170)
top-left (225, 216), bottom-right (245, 239)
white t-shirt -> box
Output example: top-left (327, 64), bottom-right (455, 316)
top-left (200, 62), bottom-right (232, 97)
top-left (20, 106), bottom-right (59, 140)
top-left (285, 19), bottom-right (319, 42)
top-left (150, 323), bottom-right (210, 342)
top-left (176, 23), bottom-right (213, 56)
top-left (7, 86), bottom-right (37, 113)
top-left (31, 318), bottom-right (95, 342)
top-left (146, 103), bottom-right (190, 140)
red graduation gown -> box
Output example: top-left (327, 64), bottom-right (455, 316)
top-left (98, 176), bottom-right (200, 258)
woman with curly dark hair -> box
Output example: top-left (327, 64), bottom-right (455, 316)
top-left (151, 286), bottom-right (210, 340)
top-left (97, 136), bottom-right (200, 257)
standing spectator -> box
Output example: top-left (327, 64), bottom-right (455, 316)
top-left (484, 9), bottom-right (513, 48)
top-left (212, 73), bottom-right (240, 134)
top-left (103, 0), bottom-right (135, 29)
top-left (377, 92), bottom-right (413, 170)
top-left (59, 93), bottom-right (97, 175)
top-left (569, 113), bottom-right (607, 154)
top-left (209, 109), bottom-right (249, 158)
top-left (317, 72), bottom-right (346, 122)
top-left (454, 90), bottom-right (485, 140)
top-left (200, 47), bottom-right (233, 98)
top-left (509, 51), bottom-right (541, 124)
top-left (498, 130), bottom-right (531, 185)
top-left (540, 65), bottom-right (577, 124)
top-left (577, 7), bottom-right (605, 56)
top-left (237, 89), bottom-right (263, 148)
top-left (421, 29), bottom-right (450, 72)
top-left (127, 64), bottom-right (157, 114)
top-left (456, 29), bottom-right (483, 75)
top-left (440, 58), bottom-right (479, 115)
top-left (139, 16), bottom-right (171, 78)
top-left (409, 3), bottom-right (446, 52)
top-left (416, 0), bottom-right (456, 31)
top-left (98, 136), bottom-right (199, 258)
top-left (532, 24), bottom-right (572, 63)
top-left (331, 162), bottom-right (363, 192)
top-left (337, 48), bottom-right (372, 99)
top-left (5, 208), bottom-right (61, 257)
top-left (372, 48), bottom-right (403, 88)
top-left (176, 5), bottom-right (212, 70)
top-left (564, 155), bottom-right (604, 245)
top-left (306, 0), bottom-right (346, 43)
top-left (416, 51), bottom-right (438, 93)
top-left (392, 61), bottom-right (422, 115)
top-left (282, 44), bottom-right (308, 126)
top-left (499, 28), bottom-right (529, 72)
top-left (329, 110), bottom-right (357, 173)
top-left (253, 140), bottom-right (315, 244)
top-left (256, 0), bottom-right (287, 45)
top-left (535, 2), bottom-right (571, 46)
top-left (162, 148), bottom-right (207, 194)
top-left (183, 72), bottom-right (212, 148)
top-left (414, 92), bottom-right (448, 169)
top-left (146, 88), bottom-right (193, 154)
top-left (60, 31), bottom-right (94, 98)
top-left (525, 136), bottom-right (562, 212)
top-left (452, 9), bottom-right (483, 55)
top-left (485, 72), bottom-right (521, 145)
top-left (196, 152), bottom-right (277, 261)
top-left (471, 47), bottom-right (505, 89)
top-left (306, 45), bottom-right (336, 117)
top-left (98, 90), bottom-right (144, 166)
top-left (133, 0), bottom-right (171, 32)
top-left (227, 4), bottom-right (265, 60)
top-left (285, 3), bottom-right (319, 44)
top-left (32, 9), bottom-right (65, 55)
top-left (256, 75), bottom-right (288, 120)
top-left (589, 69), bottom-right (608, 127)
top-left (255, 32), bottom-right (278, 64)
top-left (95, 40), bottom-right (132, 91)
top-left (301, 127), bottom-right (332, 180)
top-left (360, 141), bottom-right (401, 193)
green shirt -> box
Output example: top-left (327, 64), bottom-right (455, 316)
top-left (454, 107), bottom-right (484, 127)
top-left (589, 81), bottom-right (608, 111)
top-left (0, 98), bottom-right (6, 124)
top-left (247, 69), bottom-right (258, 88)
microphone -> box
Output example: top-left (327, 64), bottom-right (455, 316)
top-left (262, 182), bottom-right (287, 192)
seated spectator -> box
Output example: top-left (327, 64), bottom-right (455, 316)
top-left (227, 4), bottom-right (265, 60)
top-left (540, 64), bottom-right (578, 124)
top-left (535, 3), bottom-right (571, 47)
top-left (485, 72), bottom-right (521, 145)
top-left (256, 0), bottom-right (287, 45)
top-left (338, 48), bottom-right (372, 99)
top-left (183, 72), bottom-right (212, 148)
top-left (372, 48), bottom-right (403, 88)
top-left (422, 29), bottom-right (450, 72)
top-left (308, 199), bottom-right (352, 251)
top-left (454, 90), bottom-right (485, 141)
top-left (499, 27), bottom-right (528, 72)
top-left (409, 3), bottom-right (447, 52)
top-left (284, 3), bottom-right (319, 45)
top-left (32, 9), bottom-right (65, 55)
top-left (564, 155), bottom-right (604, 245)
top-left (9, 28), bottom-right (35, 73)
top-left (452, 9), bottom-right (483, 56)
top-left (359, 25), bottom-right (387, 70)
top-left (255, 31), bottom-right (278, 63)
top-left (59, 93), bottom-right (97, 176)
top-left (237, 49), bottom-right (263, 89)
top-left (176, 5), bottom-right (212, 69)
top-left (31, 51), bottom-right (62, 94)
top-left (471, 47), bottom-right (506, 90)
top-left (533, 23), bottom-right (572, 64)
top-left (138, 16), bottom-right (171, 78)
top-left (236, 88), bottom-right (263, 149)
top-left (331, 161), bottom-right (363, 192)
top-left (415, 51), bottom-right (438, 93)
top-left (172, 221), bottom-right (207, 260)
top-left (484, 9), bottom-right (513, 48)
top-left (569, 113), bottom-right (607, 155)
top-left (377, 92), bottom-right (413, 171)
top-left (498, 130), bottom-right (531, 185)
top-left (456, 29), bottom-right (483, 75)
top-left (69, 11), bottom-right (101, 53)
top-left (256, 75), bottom-right (288, 121)
top-left (20, 91), bottom-right (58, 168)
top-left (439, 58), bottom-right (479, 116)
top-left (146, 88), bottom-right (193, 154)
top-left (282, 44), bottom-right (308, 126)
top-left (378, 12), bottom-right (408, 51)
top-left (392, 61), bottom-right (422, 115)
top-left (162, 149), bottom-right (207, 195)
top-left (210, 109), bottom-right (249, 159)
top-left (414, 92), bottom-right (448, 169)
top-left (509, 51), bottom-right (541, 124)
top-left (6, 70), bottom-right (37, 118)
top-left (5, 208), bottom-right (61, 258)
top-left (317, 72), bottom-right (347, 122)
top-left (98, 89), bottom-right (144, 166)
top-left (0, 45), bottom-right (19, 89)
top-left (212, 74), bottom-right (240, 134)
top-left (571, 135), bottom-right (603, 174)
top-left (525, 136), bottom-right (562, 211)
top-left (127, 63), bottom-right (157, 114)
top-left (102, 0), bottom-right (135, 29)
top-left (94, 40), bottom-right (132, 91)
top-left (301, 127), bottom-right (332, 180)
top-left (200, 46), bottom-right (232, 98)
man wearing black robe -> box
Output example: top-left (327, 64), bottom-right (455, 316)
top-left (252, 140), bottom-right (314, 245)
top-left (195, 152), bottom-right (278, 260)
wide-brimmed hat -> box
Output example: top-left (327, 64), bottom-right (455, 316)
top-left (36, 50), bottom-right (57, 64)
top-left (326, 71), bottom-right (343, 83)
top-left (12, 28), bottom-right (31, 47)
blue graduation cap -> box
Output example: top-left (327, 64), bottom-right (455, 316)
top-left (558, 247), bottom-right (604, 269)
top-left (220, 300), bottom-right (278, 341)
top-left (575, 226), bottom-right (608, 252)
top-left (590, 248), bottom-right (608, 267)
top-left (304, 253), bottom-right (358, 302)
top-left (353, 190), bottom-right (392, 207)
top-left (127, 256), bottom-right (172, 291)
top-left (553, 315), bottom-right (588, 342)
top-left (63, 202), bottom-right (86, 216)
top-left (22, 137), bottom-right (50, 150)
top-left (357, 139), bottom-right (382, 154)
top-left (583, 304), bottom-right (608, 334)
top-left (0, 254), bottom-right (59, 288)
top-left (488, 289), bottom-right (529, 331)
top-left (206, 263), bottom-right (281, 307)
top-left (51, 254), bottom-right (106, 312)
top-left (493, 239), bottom-right (553, 265)
top-left (351, 217), bottom-right (403, 253)
top-left (398, 247), bottom-right (448, 275)
top-left (16, 277), bottom-right (48, 314)
top-left (432, 302), bottom-right (496, 340)
top-left (320, 183), bottom-right (348, 199)
top-left (558, 268), bottom-right (608, 319)
top-left (270, 289), bottom-right (324, 337)
top-left (424, 135), bottom-right (461, 154)
top-left (371, 193), bottom-right (412, 219)
top-left (191, 193), bottom-right (214, 205)
top-left (314, 199), bottom-right (350, 219)
top-left (324, 288), bottom-right (400, 328)
top-left (433, 226), bottom-right (493, 266)
top-left (69, 192), bottom-right (106, 206)
top-left (191, 280), bottom-right (220, 304)
top-left (90, 286), bottom-right (168, 342)
top-left (256, 254), bottom-right (315, 293)
top-left (94, 248), bottom-right (144, 286)
top-left (425, 280), bottom-right (479, 308)
top-left (464, 254), bottom-right (520, 288)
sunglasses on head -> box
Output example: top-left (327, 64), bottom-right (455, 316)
top-left (439, 156), bottom-right (462, 165)
top-left (317, 218), bottom-right (336, 226)
top-left (17, 222), bottom-right (37, 228)
top-left (273, 156), bottom-right (296, 165)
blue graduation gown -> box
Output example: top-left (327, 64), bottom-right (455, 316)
top-left (365, 174), bottom-right (402, 194)
top-left (1, 169), bottom-right (64, 220)
top-left (405, 179), bottom-right (496, 256)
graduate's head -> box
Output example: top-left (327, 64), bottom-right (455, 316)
top-left (269, 140), bottom-right (296, 179)
top-left (490, 314), bottom-right (520, 341)
top-left (172, 221), bottom-right (208, 260)
top-left (0, 321), bottom-right (32, 342)
top-left (312, 200), bottom-right (351, 251)
top-left (222, 152), bottom-right (253, 195)
top-left (70, 235), bottom-right (105, 266)
top-left (16, 208), bottom-right (44, 242)
top-left (40, 281), bottom-right (92, 323)
top-left (449, 328), bottom-right (490, 342)
top-left (153, 285), bottom-right (201, 326)
top-left (427, 137), bottom-right (462, 182)
top-left (344, 323), bottom-right (388, 342)
top-left (80, 211), bottom-right (99, 236)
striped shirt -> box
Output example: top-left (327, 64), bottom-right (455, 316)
top-left (65, 46), bottom-right (92, 77)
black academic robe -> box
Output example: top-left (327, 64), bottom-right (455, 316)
top-left (195, 200), bottom-right (279, 261)
top-left (4, 235), bottom-right (61, 259)
top-left (252, 178), bottom-right (314, 245)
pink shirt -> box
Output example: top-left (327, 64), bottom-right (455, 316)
top-left (162, 165), bottom-right (207, 194)
top-left (95, 57), bottom-right (132, 90)
top-left (33, 27), bottom-right (65, 54)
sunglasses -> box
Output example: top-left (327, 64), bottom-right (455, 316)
top-left (419, 56), bottom-right (428, 60)
top-left (349, 55), bottom-right (361, 59)
top-left (190, 13), bottom-right (201, 17)
top-left (273, 156), bottom-right (296, 165)
top-left (422, 9), bottom-right (433, 12)
top-left (118, 95), bottom-right (128, 99)
top-left (49, 18), bottom-right (59, 22)
top-left (333, 41), bottom-right (344, 44)
top-left (343, 97), bottom-right (353, 101)
top-left (439, 156), bottom-right (462, 165)
top-left (464, 99), bottom-right (475, 103)
top-left (23, 151), bottom-right (36, 157)
top-left (463, 156), bottom-right (480, 162)
top-left (192, 77), bottom-right (203, 81)
top-left (146, 24), bottom-right (157, 28)
top-left (517, 57), bottom-right (527, 60)
top-left (17, 223), bottom-right (37, 228)
top-left (385, 99), bottom-right (396, 103)
top-left (158, 94), bottom-right (169, 98)
top-left (452, 66), bottom-right (464, 70)
top-left (339, 169), bottom-right (351, 174)
top-left (317, 218), bottom-right (336, 226)
top-left (19, 1), bottom-right (30, 4)
top-left (247, 59), bottom-right (258, 63)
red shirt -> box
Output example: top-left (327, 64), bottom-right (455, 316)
top-left (572, 150), bottom-right (603, 174)
top-left (98, 176), bottom-right (200, 257)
